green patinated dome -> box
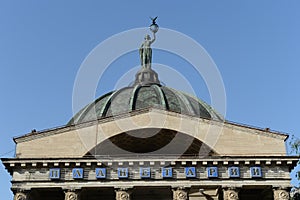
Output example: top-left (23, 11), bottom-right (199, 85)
top-left (68, 83), bottom-right (223, 125)
top-left (68, 47), bottom-right (223, 125)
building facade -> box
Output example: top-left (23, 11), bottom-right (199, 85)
top-left (2, 29), bottom-right (298, 200)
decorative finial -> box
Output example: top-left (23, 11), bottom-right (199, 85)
top-left (150, 16), bottom-right (159, 33)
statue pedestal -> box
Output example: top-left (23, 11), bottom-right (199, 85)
top-left (134, 68), bottom-right (160, 86)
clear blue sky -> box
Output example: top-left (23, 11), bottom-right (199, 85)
top-left (1, 1), bottom-right (300, 199)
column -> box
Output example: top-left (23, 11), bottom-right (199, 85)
top-left (14, 190), bottom-right (28, 200)
top-left (65, 190), bottom-right (80, 200)
top-left (223, 187), bottom-right (239, 200)
top-left (273, 188), bottom-right (289, 200)
top-left (173, 187), bottom-right (188, 200)
top-left (115, 188), bottom-right (131, 200)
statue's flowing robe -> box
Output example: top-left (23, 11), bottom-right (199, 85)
top-left (139, 44), bottom-right (152, 69)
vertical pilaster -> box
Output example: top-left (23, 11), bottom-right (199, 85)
top-left (65, 190), bottom-right (80, 200)
top-left (223, 187), bottom-right (239, 200)
top-left (14, 191), bottom-right (28, 200)
top-left (173, 187), bottom-right (188, 200)
top-left (273, 188), bottom-right (289, 200)
top-left (115, 188), bottom-right (131, 200)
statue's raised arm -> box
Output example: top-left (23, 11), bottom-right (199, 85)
top-left (150, 32), bottom-right (156, 44)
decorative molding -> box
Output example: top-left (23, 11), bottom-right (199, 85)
top-left (3, 156), bottom-right (299, 166)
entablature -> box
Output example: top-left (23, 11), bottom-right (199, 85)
top-left (2, 157), bottom-right (298, 183)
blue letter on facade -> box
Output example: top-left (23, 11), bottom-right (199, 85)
top-left (228, 167), bottom-right (240, 178)
top-left (185, 167), bottom-right (196, 178)
top-left (96, 168), bottom-right (106, 179)
top-left (207, 167), bottom-right (218, 178)
top-left (118, 168), bottom-right (128, 178)
top-left (49, 168), bottom-right (60, 179)
top-left (162, 167), bottom-right (173, 178)
top-left (250, 167), bottom-right (262, 178)
top-left (140, 167), bottom-right (151, 178)
top-left (72, 168), bottom-right (84, 179)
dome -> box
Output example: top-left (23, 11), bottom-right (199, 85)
top-left (68, 37), bottom-right (223, 125)
top-left (68, 83), bottom-right (223, 125)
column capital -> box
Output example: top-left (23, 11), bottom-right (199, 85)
top-left (273, 188), bottom-right (289, 200)
top-left (115, 188), bottom-right (131, 200)
top-left (223, 187), bottom-right (239, 200)
top-left (173, 187), bottom-right (188, 200)
top-left (65, 190), bottom-right (80, 200)
top-left (13, 191), bottom-right (28, 200)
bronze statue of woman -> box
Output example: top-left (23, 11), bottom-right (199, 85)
top-left (139, 32), bottom-right (156, 69)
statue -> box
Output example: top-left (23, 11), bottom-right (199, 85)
top-left (139, 17), bottom-right (159, 69)
top-left (139, 34), bottom-right (155, 69)
top-left (134, 17), bottom-right (160, 86)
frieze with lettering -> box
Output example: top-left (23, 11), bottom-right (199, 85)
top-left (140, 167), bottom-right (151, 178)
top-left (49, 168), bottom-right (60, 179)
top-left (185, 167), bottom-right (196, 178)
top-left (118, 168), bottom-right (128, 178)
top-left (162, 167), bottom-right (173, 178)
top-left (47, 166), bottom-right (265, 180)
top-left (96, 168), bottom-right (106, 179)
top-left (250, 166), bottom-right (262, 178)
top-left (72, 168), bottom-right (84, 179)
top-left (207, 167), bottom-right (218, 178)
top-left (228, 166), bottom-right (240, 178)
